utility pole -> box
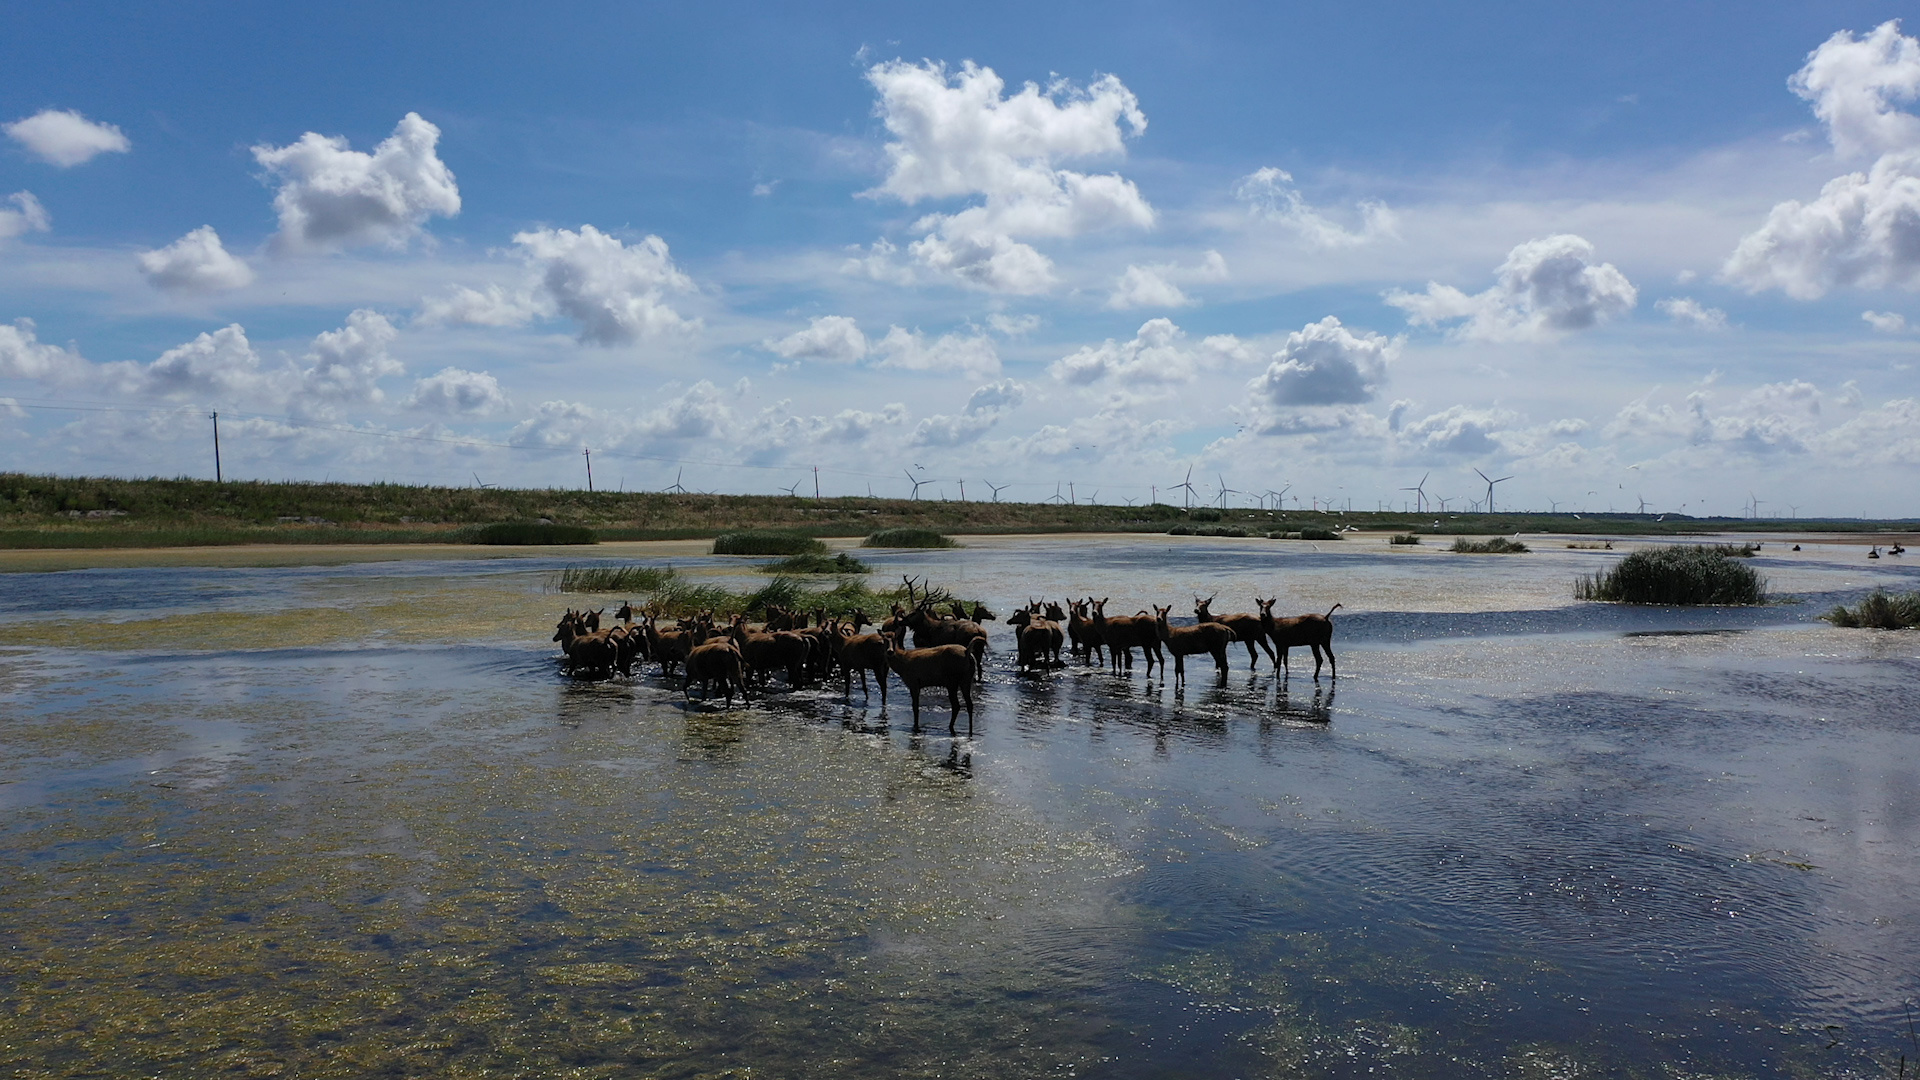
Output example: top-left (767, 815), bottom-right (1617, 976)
top-left (583, 448), bottom-right (594, 492)
top-left (210, 410), bottom-right (222, 483)
top-left (813, 465), bottom-right (820, 499)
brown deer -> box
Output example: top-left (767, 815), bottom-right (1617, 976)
top-left (729, 615), bottom-right (811, 689)
top-left (1153, 604), bottom-right (1233, 684)
top-left (830, 617), bottom-right (890, 706)
top-left (884, 639), bottom-right (976, 733)
top-left (1090, 598), bottom-right (1163, 676)
top-left (552, 612), bottom-right (618, 678)
top-left (641, 611), bottom-right (693, 678)
top-left (683, 639), bottom-right (749, 706)
top-left (1066, 598), bottom-right (1103, 665)
top-left (1194, 595), bottom-right (1277, 669)
top-left (899, 577), bottom-right (988, 679)
top-left (1005, 603), bottom-right (1063, 673)
top-left (1257, 598), bottom-right (1340, 679)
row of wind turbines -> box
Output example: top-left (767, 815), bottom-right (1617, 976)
top-left (637, 462), bottom-right (1793, 518)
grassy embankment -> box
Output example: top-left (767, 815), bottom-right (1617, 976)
top-left (3, 472), bottom-right (1914, 549)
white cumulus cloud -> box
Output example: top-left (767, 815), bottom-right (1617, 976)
top-left (872, 326), bottom-right (1000, 376)
top-left (1722, 149), bottom-right (1920, 298)
top-left (415, 283), bottom-right (541, 328)
top-left (509, 226), bottom-right (696, 345)
top-left (0, 192), bottom-right (50, 239)
top-left (300, 310), bottom-right (403, 405)
top-left (1051, 317), bottom-right (1251, 386)
top-left (766, 315), bottom-right (868, 363)
top-left (1790, 20), bottom-right (1920, 160)
top-left (1724, 22), bottom-right (1920, 299)
top-left (0, 319), bottom-right (87, 382)
top-left (1233, 167), bottom-right (1397, 247)
top-left (4, 109), bottom-right (130, 167)
top-left (1250, 316), bottom-right (1400, 406)
top-left (137, 226), bottom-right (254, 293)
top-left (110, 324), bottom-right (271, 400)
top-left (912, 378), bottom-right (1026, 446)
top-left (865, 60), bottom-right (1153, 293)
top-left (1104, 251), bottom-right (1227, 310)
top-left (407, 367), bottom-right (508, 415)
top-left (253, 112), bottom-right (460, 252)
top-left (1863, 309), bottom-right (1909, 331)
top-left (1385, 234), bottom-right (1637, 341)
top-left (1655, 297), bottom-right (1729, 330)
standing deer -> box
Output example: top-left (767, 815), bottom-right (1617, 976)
top-left (1153, 604), bottom-right (1233, 684)
top-left (1194, 595), bottom-right (1277, 669)
top-left (1257, 598), bottom-right (1340, 680)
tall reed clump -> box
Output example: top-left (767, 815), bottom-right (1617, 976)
top-left (711, 530), bottom-right (826, 556)
top-left (554, 564), bottom-right (676, 593)
top-left (1451, 536), bottom-right (1529, 554)
top-left (861, 527), bottom-right (955, 548)
top-left (1389, 533), bottom-right (1421, 545)
top-left (1575, 545), bottom-right (1768, 605)
top-left (1822, 590), bottom-right (1920, 629)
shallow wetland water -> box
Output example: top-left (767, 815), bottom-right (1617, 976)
top-left (3, 534), bottom-right (1918, 1077)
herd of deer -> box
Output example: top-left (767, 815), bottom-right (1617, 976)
top-left (550, 577), bottom-right (1339, 732)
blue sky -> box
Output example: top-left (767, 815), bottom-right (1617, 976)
top-left (3, 1), bottom-right (1917, 516)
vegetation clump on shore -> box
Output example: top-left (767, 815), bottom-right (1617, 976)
top-left (1822, 590), bottom-right (1920, 629)
top-left (551, 564), bottom-right (964, 618)
top-left (1389, 533), bottom-right (1421, 545)
top-left (712, 530), bottom-right (825, 556)
top-left (861, 527), bottom-right (955, 548)
top-left (760, 551), bottom-right (870, 574)
top-left (1451, 537), bottom-right (1530, 554)
top-left (466, 522), bottom-right (596, 545)
top-left (1575, 545), bottom-right (1768, 605)
top-left (1169, 524), bottom-right (1250, 537)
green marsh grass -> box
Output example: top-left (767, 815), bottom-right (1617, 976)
top-left (464, 522), bottom-right (596, 545)
top-left (861, 527), bottom-right (956, 548)
top-left (1822, 590), bottom-right (1920, 629)
top-left (1575, 545), bottom-right (1768, 605)
top-left (1389, 533), bottom-right (1421, 545)
top-left (711, 530), bottom-right (827, 556)
top-left (1451, 537), bottom-right (1530, 554)
top-left (760, 551), bottom-right (871, 574)
top-left (552, 564), bottom-right (968, 618)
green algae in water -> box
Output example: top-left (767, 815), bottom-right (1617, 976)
top-left (0, 683), bottom-right (1130, 1078)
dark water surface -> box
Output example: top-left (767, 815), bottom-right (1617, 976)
top-left (3, 539), bottom-right (1918, 1077)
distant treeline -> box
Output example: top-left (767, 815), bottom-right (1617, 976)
top-left (0, 472), bottom-right (1912, 549)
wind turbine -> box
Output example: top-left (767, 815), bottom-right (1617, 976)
top-left (904, 470), bottom-right (929, 500)
top-left (664, 468), bottom-right (689, 494)
top-left (1636, 494), bottom-right (1649, 514)
top-left (1046, 482), bottom-right (1068, 505)
top-left (1085, 489), bottom-right (1099, 505)
top-left (1475, 468), bottom-right (1513, 514)
top-left (472, 472), bottom-right (496, 490)
top-left (1748, 492), bottom-right (1765, 518)
top-left (1216, 474), bottom-right (1241, 509)
top-left (781, 479), bottom-right (803, 497)
top-left (1173, 466), bottom-right (1199, 509)
top-left (1400, 472), bottom-right (1430, 513)
top-left (985, 479), bottom-right (1010, 502)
